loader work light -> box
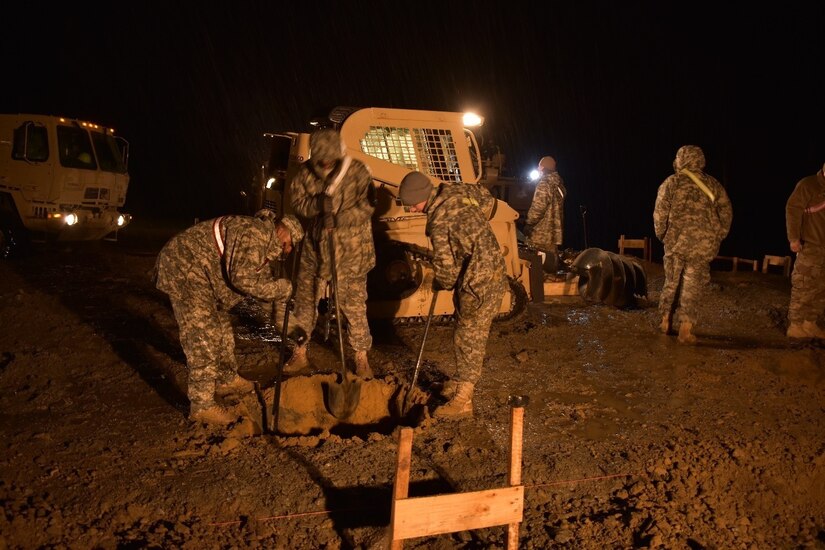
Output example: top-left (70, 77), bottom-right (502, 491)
top-left (462, 112), bottom-right (484, 127)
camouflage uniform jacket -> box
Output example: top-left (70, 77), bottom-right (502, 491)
top-left (654, 149), bottom-right (733, 262)
top-left (155, 216), bottom-right (291, 309)
top-left (525, 170), bottom-right (566, 250)
top-left (289, 157), bottom-right (376, 279)
top-left (786, 170), bottom-right (825, 249)
top-left (423, 183), bottom-right (505, 291)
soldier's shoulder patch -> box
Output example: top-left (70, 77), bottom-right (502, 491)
top-left (462, 197), bottom-right (480, 207)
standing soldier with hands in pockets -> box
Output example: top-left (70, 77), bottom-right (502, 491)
top-left (785, 162), bottom-right (825, 339)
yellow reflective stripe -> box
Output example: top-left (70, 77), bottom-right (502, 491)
top-left (680, 169), bottom-right (715, 203)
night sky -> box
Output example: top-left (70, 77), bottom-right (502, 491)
top-left (2, 2), bottom-right (823, 259)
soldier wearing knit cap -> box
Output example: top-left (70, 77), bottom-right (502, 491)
top-left (524, 155), bottom-right (566, 272)
top-left (398, 171), bottom-right (506, 419)
top-left (155, 213), bottom-right (303, 426)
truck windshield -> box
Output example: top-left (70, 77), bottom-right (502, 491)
top-left (57, 125), bottom-right (97, 170)
top-left (91, 132), bottom-right (127, 173)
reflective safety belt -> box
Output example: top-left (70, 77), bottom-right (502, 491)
top-left (680, 169), bottom-right (715, 203)
top-left (212, 216), bottom-right (225, 256)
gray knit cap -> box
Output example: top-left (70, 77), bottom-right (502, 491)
top-left (399, 171), bottom-right (433, 206)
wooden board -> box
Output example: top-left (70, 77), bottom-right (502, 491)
top-left (544, 276), bottom-right (579, 297)
top-left (391, 486), bottom-right (524, 540)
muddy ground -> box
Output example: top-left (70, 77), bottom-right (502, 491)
top-left (1, 224), bottom-right (824, 549)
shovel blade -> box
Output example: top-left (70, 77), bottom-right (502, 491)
top-left (326, 376), bottom-right (362, 420)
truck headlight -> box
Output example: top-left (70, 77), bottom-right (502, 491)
top-left (64, 213), bottom-right (79, 226)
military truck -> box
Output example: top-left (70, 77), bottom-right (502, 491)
top-left (0, 114), bottom-right (132, 256)
top-left (255, 106), bottom-right (538, 324)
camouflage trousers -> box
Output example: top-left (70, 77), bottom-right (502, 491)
top-left (659, 254), bottom-right (710, 325)
top-left (290, 239), bottom-right (372, 352)
top-left (451, 277), bottom-right (506, 384)
top-left (789, 246), bottom-right (825, 324)
top-left (169, 293), bottom-right (238, 413)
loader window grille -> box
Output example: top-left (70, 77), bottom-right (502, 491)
top-left (414, 128), bottom-right (461, 183)
top-left (360, 127), bottom-right (418, 170)
top-left (360, 127), bottom-right (463, 183)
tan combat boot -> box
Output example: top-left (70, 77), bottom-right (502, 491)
top-left (659, 315), bottom-right (671, 334)
top-left (802, 320), bottom-right (825, 339)
top-left (439, 380), bottom-right (458, 400)
top-left (354, 350), bottom-right (374, 379)
top-left (283, 344), bottom-right (309, 374)
top-left (677, 322), bottom-right (697, 344)
top-left (786, 322), bottom-right (809, 339)
top-left (190, 405), bottom-right (237, 427)
top-left (433, 382), bottom-right (474, 419)
top-left (215, 375), bottom-right (255, 397)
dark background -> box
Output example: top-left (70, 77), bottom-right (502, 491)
top-left (2, 2), bottom-right (823, 259)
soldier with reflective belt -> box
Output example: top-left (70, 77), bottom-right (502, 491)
top-left (654, 145), bottom-right (733, 344)
top-left (155, 212), bottom-right (303, 426)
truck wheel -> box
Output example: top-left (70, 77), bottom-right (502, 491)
top-left (0, 226), bottom-right (12, 259)
top-left (494, 276), bottom-right (528, 324)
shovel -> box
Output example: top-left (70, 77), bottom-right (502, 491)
top-left (324, 223), bottom-right (361, 420)
top-left (402, 290), bottom-right (438, 415)
top-left (268, 238), bottom-right (303, 434)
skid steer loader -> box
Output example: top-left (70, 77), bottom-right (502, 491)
top-left (255, 106), bottom-right (536, 325)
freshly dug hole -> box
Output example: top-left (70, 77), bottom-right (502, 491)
top-left (243, 374), bottom-right (429, 437)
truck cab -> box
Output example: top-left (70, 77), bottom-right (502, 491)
top-left (0, 114), bottom-right (132, 256)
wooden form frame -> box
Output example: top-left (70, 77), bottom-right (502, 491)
top-left (618, 234), bottom-right (652, 262)
top-left (762, 255), bottom-right (792, 277)
top-left (714, 255), bottom-right (759, 272)
top-left (388, 406), bottom-right (525, 549)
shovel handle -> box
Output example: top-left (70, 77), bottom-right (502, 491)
top-left (270, 238), bottom-right (304, 433)
top-left (327, 230), bottom-right (349, 383)
top-left (403, 290), bottom-right (437, 413)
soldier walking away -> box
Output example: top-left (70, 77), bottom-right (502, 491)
top-left (785, 162), bottom-right (825, 339)
top-left (524, 155), bottom-right (566, 273)
top-left (397, 171), bottom-right (507, 419)
top-left (285, 129), bottom-right (376, 378)
top-left (155, 212), bottom-right (304, 426)
top-left (654, 145), bottom-right (733, 344)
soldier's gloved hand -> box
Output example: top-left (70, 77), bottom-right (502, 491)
top-left (322, 195), bottom-right (334, 214)
top-left (522, 224), bottom-right (534, 238)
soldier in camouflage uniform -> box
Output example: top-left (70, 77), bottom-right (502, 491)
top-left (285, 129), bottom-right (376, 378)
top-left (654, 145), bottom-right (733, 344)
top-left (398, 171), bottom-right (507, 419)
top-left (785, 162), bottom-right (825, 339)
top-left (155, 212), bottom-right (304, 426)
top-left (524, 156), bottom-right (566, 272)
